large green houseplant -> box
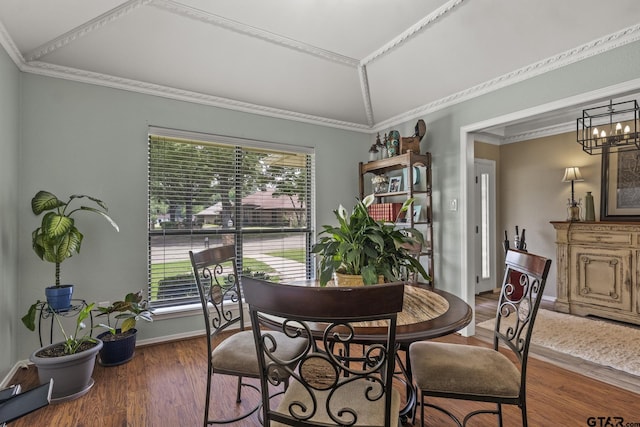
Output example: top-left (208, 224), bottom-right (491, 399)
top-left (312, 194), bottom-right (429, 286)
top-left (31, 190), bottom-right (119, 308)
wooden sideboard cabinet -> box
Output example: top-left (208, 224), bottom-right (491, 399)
top-left (551, 221), bottom-right (640, 325)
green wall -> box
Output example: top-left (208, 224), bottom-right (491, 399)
top-left (0, 45), bottom-right (20, 380)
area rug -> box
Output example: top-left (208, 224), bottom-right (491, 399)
top-left (477, 309), bottom-right (640, 378)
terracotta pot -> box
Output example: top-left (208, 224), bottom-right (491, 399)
top-left (333, 273), bottom-right (384, 287)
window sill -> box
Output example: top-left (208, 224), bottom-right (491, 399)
top-left (151, 301), bottom-right (243, 321)
top-left (151, 303), bottom-right (203, 320)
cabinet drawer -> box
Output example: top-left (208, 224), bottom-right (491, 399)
top-left (569, 231), bottom-right (633, 246)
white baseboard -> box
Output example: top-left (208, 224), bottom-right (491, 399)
top-left (0, 360), bottom-right (30, 389)
top-left (135, 329), bottom-right (207, 347)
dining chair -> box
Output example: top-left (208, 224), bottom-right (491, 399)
top-left (242, 276), bottom-right (405, 427)
top-left (189, 245), bottom-right (306, 426)
top-left (409, 249), bottom-right (551, 427)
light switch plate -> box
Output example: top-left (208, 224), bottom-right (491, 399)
top-left (449, 199), bottom-right (458, 211)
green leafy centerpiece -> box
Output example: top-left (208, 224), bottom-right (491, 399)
top-left (312, 194), bottom-right (429, 286)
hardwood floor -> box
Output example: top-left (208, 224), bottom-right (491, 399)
top-left (8, 294), bottom-right (640, 426)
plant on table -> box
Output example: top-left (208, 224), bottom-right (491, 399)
top-left (312, 194), bottom-right (429, 286)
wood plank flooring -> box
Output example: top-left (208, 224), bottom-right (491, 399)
top-left (7, 294), bottom-right (640, 426)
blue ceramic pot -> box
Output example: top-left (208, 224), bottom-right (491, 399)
top-left (45, 284), bottom-right (74, 311)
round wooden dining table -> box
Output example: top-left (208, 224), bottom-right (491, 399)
top-left (279, 280), bottom-right (472, 345)
top-left (276, 280), bottom-right (473, 423)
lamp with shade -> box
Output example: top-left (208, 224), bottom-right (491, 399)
top-left (562, 166), bottom-right (584, 221)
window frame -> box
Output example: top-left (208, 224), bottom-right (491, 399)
top-left (148, 126), bottom-right (315, 312)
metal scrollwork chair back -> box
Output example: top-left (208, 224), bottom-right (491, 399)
top-left (409, 249), bottom-right (551, 427)
top-left (243, 277), bottom-right (405, 427)
top-left (190, 245), bottom-right (259, 425)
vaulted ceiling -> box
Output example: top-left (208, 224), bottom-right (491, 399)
top-left (1, 0), bottom-right (639, 136)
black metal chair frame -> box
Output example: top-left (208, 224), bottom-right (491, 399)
top-left (189, 245), bottom-right (261, 426)
top-left (243, 277), bottom-right (405, 427)
top-left (412, 249), bottom-right (552, 427)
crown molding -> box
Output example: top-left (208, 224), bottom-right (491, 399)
top-left (362, 0), bottom-right (467, 66)
top-left (358, 65), bottom-right (375, 127)
top-left (501, 122), bottom-right (575, 144)
top-left (25, 0), bottom-right (152, 61)
top-left (372, 23), bottom-right (640, 132)
top-left (0, 18), bottom-right (24, 65)
top-left (152, 0), bottom-right (359, 68)
top-left (22, 60), bottom-right (371, 132)
top-left (471, 132), bottom-right (503, 146)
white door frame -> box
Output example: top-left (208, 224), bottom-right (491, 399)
top-left (457, 78), bottom-right (640, 337)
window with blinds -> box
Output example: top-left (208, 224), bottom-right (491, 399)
top-left (148, 129), bottom-right (315, 308)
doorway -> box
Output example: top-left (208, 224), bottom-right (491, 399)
top-left (474, 159), bottom-right (496, 294)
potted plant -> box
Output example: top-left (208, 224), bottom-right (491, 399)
top-left (95, 291), bottom-right (154, 366)
top-left (22, 302), bottom-right (103, 402)
top-left (31, 190), bottom-right (119, 309)
top-left (312, 194), bottom-right (429, 286)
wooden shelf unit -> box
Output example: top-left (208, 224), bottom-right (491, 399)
top-left (359, 151), bottom-right (434, 285)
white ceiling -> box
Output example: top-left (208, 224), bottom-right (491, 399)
top-left (1, 0), bottom-right (640, 137)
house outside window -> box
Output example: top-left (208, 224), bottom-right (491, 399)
top-left (148, 127), bottom-right (315, 309)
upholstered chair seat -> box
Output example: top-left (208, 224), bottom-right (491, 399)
top-left (211, 329), bottom-right (305, 377)
top-left (410, 342), bottom-right (520, 398)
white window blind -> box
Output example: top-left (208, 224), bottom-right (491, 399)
top-left (148, 130), bottom-right (315, 308)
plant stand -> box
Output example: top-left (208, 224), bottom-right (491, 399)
top-left (33, 299), bottom-right (93, 347)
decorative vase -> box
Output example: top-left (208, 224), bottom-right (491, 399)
top-left (368, 144), bottom-right (378, 162)
top-left (567, 203), bottom-right (581, 222)
top-left (584, 191), bottom-right (595, 221)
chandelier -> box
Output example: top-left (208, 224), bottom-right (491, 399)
top-left (577, 99), bottom-right (640, 154)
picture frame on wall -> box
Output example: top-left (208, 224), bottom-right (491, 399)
top-left (388, 176), bottom-right (402, 193)
top-left (601, 148), bottom-right (640, 221)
